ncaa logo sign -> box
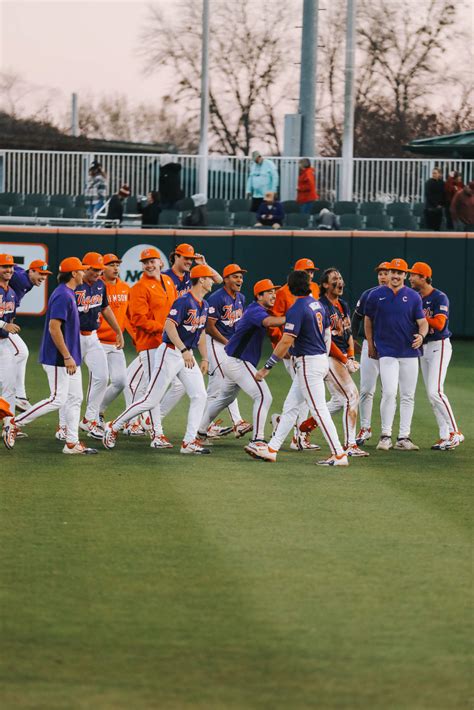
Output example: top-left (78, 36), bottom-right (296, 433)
top-left (120, 244), bottom-right (170, 285)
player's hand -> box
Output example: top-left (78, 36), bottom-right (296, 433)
top-left (255, 368), bottom-right (269, 381)
top-left (194, 253), bottom-right (206, 265)
top-left (182, 349), bottom-right (195, 368)
top-left (65, 357), bottom-right (77, 375)
top-left (412, 333), bottom-right (423, 349)
top-left (115, 332), bottom-right (125, 349)
top-left (368, 342), bottom-right (378, 359)
top-left (346, 358), bottom-right (359, 373)
top-left (4, 323), bottom-right (20, 334)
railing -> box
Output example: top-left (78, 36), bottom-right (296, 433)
top-left (0, 150), bottom-right (472, 203)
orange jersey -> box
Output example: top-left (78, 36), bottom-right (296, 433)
top-left (269, 281), bottom-right (320, 346)
top-left (128, 272), bottom-right (177, 352)
top-left (97, 278), bottom-right (131, 344)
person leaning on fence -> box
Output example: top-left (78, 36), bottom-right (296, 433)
top-left (254, 192), bottom-right (284, 229)
top-left (85, 161), bottom-right (108, 219)
top-left (296, 158), bottom-right (319, 214)
top-left (105, 184), bottom-right (131, 226)
top-left (182, 194), bottom-right (208, 228)
top-left (137, 191), bottom-right (161, 228)
top-left (246, 151), bottom-right (279, 212)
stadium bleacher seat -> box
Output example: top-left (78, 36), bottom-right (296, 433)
top-left (360, 202), bottom-right (385, 216)
top-left (411, 203), bottom-right (424, 217)
top-left (50, 194), bottom-right (75, 209)
top-left (11, 205), bottom-right (37, 217)
top-left (363, 214), bottom-right (391, 231)
top-left (62, 207), bottom-right (87, 220)
top-left (285, 213), bottom-right (310, 229)
top-left (392, 214), bottom-right (419, 231)
top-left (386, 202), bottom-right (411, 218)
top-left (24, 194), bottom-right (48, 207)
top-left (229, 198), bottom-right (251, 212)
top-left (160, 209), bottom-right (180, 225)
top-left (0, 205), bottom-right (11, 216)
top-left (207, 198), bottom-right (227, 211)
top-left (207, 211), bottom-right (230, 227)
top-left (311, 200), bottom-right (332, 213)
top-left (0, 192), bottom-right (22, 206)
top-left (283, 200), bottom-right (299, 213)
top-left (339, 213), bottom-right (364, 229)
top-left (233, 211), bottom-right (256, 228)
top-left (74, 195), bottom-right (87, 208)
top-left (175, 197), bottom-right (194, 211)
top-left (37, 206), bottom-right (62, 219)
top-left (333, 201), bottom-right (358, 215)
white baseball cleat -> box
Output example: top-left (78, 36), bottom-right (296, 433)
top-left (150, 435), bottom-right (173, 449)
top-left (356, 427), bottom-right (372, 446)
top-left (180, 439), bottom-right (211, 455)
top-left (102, 422), bottom-right (118, 450)
top-left (444, 432), bottom-right (462, 450)
top-left (316, 454), bottom-right (349, 467)
top-left (290, 433), bottom-right (321, 451)
top-left (62, 441), bottom-right (98, 455)
top-left (140, 415), bottom-right (153, 432)
top-left (249, 442), bottom-right (277, 462)
top-left (270, 413), bottom-right (281, 437)
top-left (376, 435), bottom-right (393, 451)
top-left (55, 426), bottom-right (68, 441)
top-left (2, 419), bottom-right (18, 450)
top-left (80, 417), bottom-right (104, 439)
top-left (123, 421), bottom-right (147, 436)
top-left (15, 397), bottom-right (31, 412)
top-left (244, 439), bottom-right (271, 459)
top-left (233, 419), bottom-right (253, 438)
top-left (345, 444), bottom-right (370, 457)
top-left (206, 420), bottom-right (233, 438)
top-left (394, 437), bottom-right (419, 451)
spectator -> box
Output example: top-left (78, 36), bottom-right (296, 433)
top-left (424, 168), bottom-right (445, 231)
top-left (254, 191), bottom-right (284, 229)
top-left (444, 171), bottom-right (464, 230)
top-left (159, 162), bottom-right (183, 209)
top-left (182, 193), bottom-right (208, 227)
top-left (246, 151), bottom-right (279, 212)
top-left (137, 191), bottom-right (161, 228)
top-left (105, 184), bottom-right (131, 225)
top-left (314, 207), bottom-right (340, 230)
top-left (296, 158), bottom-right (319, 213)
top-left (450, 181), bottom-right (474, 232)
top-left (85, 160), bottom-right (108, 219)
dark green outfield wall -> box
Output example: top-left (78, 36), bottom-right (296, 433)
top-left (1, 227), bottom-right (473, 336)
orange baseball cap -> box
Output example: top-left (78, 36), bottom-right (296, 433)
top-left (0, 254), bottom-right (14, 266)
top-left (223, 263), bottom-right (247, 278)
top-left (253, 278), bottom-right (280, 296)
top-left (375, 261), bottom-right (391, 271)
top-left (294, 258), bottom-right (319, 271)
top-left (410, 261), bottom-right (432, 278)
top-left (0, 397), bottom-right (14, 419)
top-left (175, 243), bottom-right (195, 258)
top-left (82, 252), bottom-right (104, 269)
top-left (139, 247), bottom-right (161, 261)
top-left (388, 258), bottom-right (409, 272)
top-left (190, 264), bottom-right (214, 279)
top-left (103, 253), bottom-right (122, 265)
top-left (29, 259), bottom-right (52, 274)
top-left (59, 256), bottom-right (88, 272)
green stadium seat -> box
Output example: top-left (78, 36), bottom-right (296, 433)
top-left (50, 194), bottom-right (75, 209)
top-left (175, 197), bottom-right (194, 211)
top-left (74, 195), bottom-right (87, 208)
top-left (207, 211), bottom-right (230, 227)
top-left (0, 192), bottom-right (22, 206)
top-left (24, 194), bottom-right (48, 207)
top-left (62, 207), bottom-right (87, 219)
top-left (124, 196), bottom-right (140, 213)
top-left (311, 200), bottom-right (332, 214)
top-left (233, 211), bottom-right (256, 228)
top-left (37, 206), bottom-right (62, 219)
top-left (229, 198), bottom-right (251, 212)
top-left (283, 200), bottom-right (299, 213)
top-left (360, 202), bottom-right (385, 216)
top-left (160, 209), bottom-right (180, 225)
top-left (11, 205), bottom-right (37, 217)
top-left (285, 213), bottom-right (310, 229)
top-left (392, 214), bottom-right (419, 231)
top-left (207, 198), bottom-right (227, 211)
top-left (411, 203), bottom-right (424, 217)
top-left (386, 202), bottom-right (411, 217)
top-left (333, 201), bottom-right (358, 215)
top-left (363, 214), bottom-right (391, 231)
top-left (339, 213), bottom-right (363, 229)
top-left (0, 205), bottom-right (11, 216)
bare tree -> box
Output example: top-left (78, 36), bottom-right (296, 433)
top-left (0, 69), bottom-right (58, 121)
top-left (137, 0), bottom-right (297, 156)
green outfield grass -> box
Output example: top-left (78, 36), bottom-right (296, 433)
top-left (1, 334), bottom-right (472, 710)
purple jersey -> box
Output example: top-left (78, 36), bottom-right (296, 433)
top-left (320, 296), bottom-right (352, 354)
top-left (10, 265), bottom-right (33, 306)
top-left (365, 285), bottom-right (424, 358)
top-left (284, 296), bottom-right (329, 357)
top-left (74, 279), bottom-right (108, 331)
top-left (162, 268), bottom-right (191, 298)
top-left (225, 301), bottom-right (269, 367)
top-left (0, 284), bottom-right (17, 339)
top-left (207, 287), bottom-right (246, 339)
top-left (422, 288), bottom-right (451, 342)
top-left (39, 284), bottom-right (82, 366)
top-left (355, 286), bottom-right (377, 318)
top-left (164, 291), bottom-right (209, 350)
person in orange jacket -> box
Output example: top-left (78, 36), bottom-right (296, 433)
top-left (269, 258), bottom-right (321, 451)
top-left (296, 158), bottom-right (319, 214)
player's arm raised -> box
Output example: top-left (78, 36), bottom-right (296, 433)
top-left (413, 316), bottom-right (429, 349)
top-left (101, 305), bottom-right (125, 349)
top-left (49, 318), bottom-right (76, 374)
top-left (193, 253), bottom-right (223, 284)
top-left (164, 319), bottom-right (195, 368)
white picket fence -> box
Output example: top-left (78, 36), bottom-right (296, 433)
top-left (0, 150), bottom-right (472, 203)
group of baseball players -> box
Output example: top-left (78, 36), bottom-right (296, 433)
top-left (0, 243), bottom-right (463, 464)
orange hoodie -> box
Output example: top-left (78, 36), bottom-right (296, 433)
top-left (128, 272), bottom-right (177, 352)
top-left (269, 281), bottom-right (320, 347)
top-left (97, 278), bottom-right (133, 344)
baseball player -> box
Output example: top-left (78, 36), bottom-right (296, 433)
top-left (0, 253), bottom-right (21, 422)
top-left (103, 264), bottom-right (215, 454)
top-left (252, 270), bottom-right (349, 466)
top-left (197, 279), bottom-right (285, 458)
top-left (9, 259), bottom-right (52, 411)
top-left (351, 262), bottom-right (390, 445)
top-left (269, 257), bottom-right (321, 451)
top-left (205, 263), bottom-right (252, 439)
top-left (364, 257), bottom-right (428, 451)
top-left (3, 257), bottom-right (98, 454)
top-left (163, 242), bottom-right (222, 296)
top-left (319, 268), bottom-right (368, 457)
top-left (408, 261), bottom-right (464, 450)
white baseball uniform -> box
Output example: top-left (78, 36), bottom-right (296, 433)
top-left (326, 357), bottom-right (359, 448)
top-left (8, 332), bottom-right (29, 400)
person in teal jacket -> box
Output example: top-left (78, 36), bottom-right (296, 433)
top-left (246, 151), bottom-right (279, 212)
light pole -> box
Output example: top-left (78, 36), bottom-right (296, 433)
top-left (298, 0), bottom-right (319, 157)
top-left (340, 0), bottom-right (357, 201)
top-left (198, 0), bottom-right (210, 197)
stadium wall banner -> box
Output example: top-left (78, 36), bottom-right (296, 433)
top-left (0, 226), bottom-right (472, 337)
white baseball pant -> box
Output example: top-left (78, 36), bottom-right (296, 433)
top-left (420, 339), bottom-right (458, 440)
top-left (111, 343), bottom-right (207, 444)
top-left (325, 357), bottom-right (359, 448)
top-left (0, 337), bottom-right (18, 415)
top-left (359, 339), bottom-right (380, 430)
top-left (100, 343), bottom-right (127, 414)
top-left (283, 357), bottom-right (310, 435)
top-left (9, 332), bottom-right (29, 399)
top-left (206, 336), bottom-right (242, 425)
top-left (379, 356), bottom-right (419, 438)
top-left (199, 354), bottom-right (272, 441)
top-left (270, 354), bottom-right (344, 456)
top-left (16, 365), bottom-right (83, 445)
top-left (126, 355), bottom-right (143, 407)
